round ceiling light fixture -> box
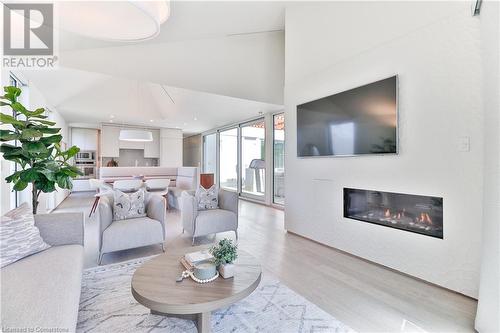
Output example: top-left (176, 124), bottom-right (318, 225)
top-left (119, 129), bottom-right (153, 142)
top-left (57, 1), bottom-right (170, 42)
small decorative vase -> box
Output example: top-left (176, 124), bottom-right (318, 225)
top-left (219, 263), bottom-right (235, 279)
top-left (194, 262), bottom-right (217, 280)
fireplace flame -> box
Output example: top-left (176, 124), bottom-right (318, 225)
top-left (419, 212), bottom-right (433, 225)
top-left (383, 208), bottom-right (432, 225)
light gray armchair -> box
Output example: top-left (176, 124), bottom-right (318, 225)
top-left (181, 189), bottom-right (238, 245)
top-left (97, 194), bottom-right (166, 264)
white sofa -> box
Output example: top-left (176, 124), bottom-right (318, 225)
top-left (99, 166), bottom-right (198, 209)
top-left (1, 212), bottom-right (84, 332)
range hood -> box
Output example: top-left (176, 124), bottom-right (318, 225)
top-left (119, 129), bottom-right (153, 142)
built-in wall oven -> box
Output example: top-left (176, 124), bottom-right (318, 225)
top-left (76, 163), bottom-right (96, 178)
top-left (75, 151), bottom-right (96, 179)
top-left (76, 151), bottom-right (95, 161)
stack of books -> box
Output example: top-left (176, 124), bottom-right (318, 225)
top-left (181, 250), bottom-right (214, 270)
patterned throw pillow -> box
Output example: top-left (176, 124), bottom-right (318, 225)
top-left (0, 203), bottom-right (50, 268)
top-left (196, 185), bottom-right (219, 210)
top-left (113, 189), bottom-right (147, 221)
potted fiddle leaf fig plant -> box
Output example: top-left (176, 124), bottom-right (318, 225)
top-left (0, 86), bottom-right (82, 214)
top-left (210, 238), bottom-right (238, 279)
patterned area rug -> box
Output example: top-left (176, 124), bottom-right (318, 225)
top-left (77, 257), bottom-right (353, 332)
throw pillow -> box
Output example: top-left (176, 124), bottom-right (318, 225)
top-left (196, 185), bottom-right (218, 210)
top-left (0, 203), bottom-right (50, 268)
top-left (113, 189), bottom-right (147, 221)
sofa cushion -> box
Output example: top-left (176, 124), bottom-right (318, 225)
top-left (195, 185), bottom-right (219, 210)
top-left (195, 209), bottom-right (237, 237)
top-left (102, 217), bottom-right (163, 253)
top-left (113, 189), bottom-right (147, 221)
top-left (0, 203), bottom-right (50, 268)
top-left (0, 245), bottom-right (83, 332)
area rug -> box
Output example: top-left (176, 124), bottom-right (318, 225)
top-left (77, 256), bottom-right (353, 332)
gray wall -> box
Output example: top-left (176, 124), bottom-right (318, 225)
top-left (183, 134), bottom-right (202, 168)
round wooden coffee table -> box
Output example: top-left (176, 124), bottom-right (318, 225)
top-left (131, 246), bottom-right (261, 333)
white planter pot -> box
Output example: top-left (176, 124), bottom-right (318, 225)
top-left (219, 263), bottom-right (235, 279)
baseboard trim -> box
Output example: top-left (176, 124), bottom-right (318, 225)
top-left (285, 230), bottom-right (478, 301)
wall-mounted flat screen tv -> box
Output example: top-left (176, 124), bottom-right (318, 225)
top-left (297, 76), bottom-right (398, 157)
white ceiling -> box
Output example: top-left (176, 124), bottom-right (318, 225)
top-left (60, 31), bottom-right (285, 105)
top-left (59, 1), bottom-right (287, 50)
top-left (12, 1), bottom-right (288, 135)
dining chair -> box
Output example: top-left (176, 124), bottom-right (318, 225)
top-left (144, 179), bottom-right (170, 210)
top-left (113, 179), bottom-right (144, 192)
top-left (88, 179), bottom-right (113, 217)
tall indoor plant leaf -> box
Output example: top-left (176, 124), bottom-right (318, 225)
top-left (0, 86), bottom-right (82, 214)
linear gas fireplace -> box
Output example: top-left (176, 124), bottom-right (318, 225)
top-left (344, 188), bottom-right (443, 239)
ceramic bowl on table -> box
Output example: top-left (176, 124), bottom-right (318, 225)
top-left (193, 262), bottom-right (217, 280)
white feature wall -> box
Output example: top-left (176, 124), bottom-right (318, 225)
top-left (284, 2), bottom-right (484, 297)
top-left (475, 0), bottom-right (500, 331)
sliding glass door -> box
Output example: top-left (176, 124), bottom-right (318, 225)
top-left (204, 114), bottom-right (284, 204)
top-left (273, 113), bottom-right (285, 205)
top-left (240, 119), bottom-right (266, 199)
top-left (219, 128), bottom-right (238, 191)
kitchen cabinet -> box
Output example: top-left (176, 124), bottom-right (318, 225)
top-left (159, 128), bottom-right (183, 167)
top-left (144, 129), bottom-right (160, 158)
top-left (101, 126), bottom-right (120, 157)
top-left (71, 128), bottom-right (97, 151)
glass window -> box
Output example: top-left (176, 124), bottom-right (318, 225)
top-left (273, 113), bottom-right (285, 205)
top-left (241, 120), bottom-right (265, 198)
top-left (8, 75), bottom-right (20, 209)
top-left (219, 128), bottom-right (238, 191)
top-left (202, 133), bottom-right (217, 176)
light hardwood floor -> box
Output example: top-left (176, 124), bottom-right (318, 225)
top-left (55, 192), bottom-right (477, 333)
